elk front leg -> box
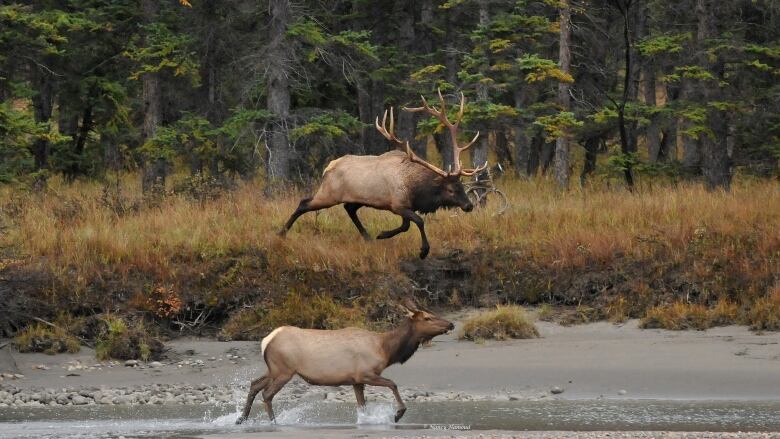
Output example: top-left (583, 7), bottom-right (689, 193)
top-left (360, 375), bottom-right (406, 422)
top-left (344, 203), bottom-right (371, 241)
top-left (353, 384), bottom-right (366, 408)
top-left (376, 218), bottom-right (410, 240)
top-left (396, 208), bottom-right (429, 259)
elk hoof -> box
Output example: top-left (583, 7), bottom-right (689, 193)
top-left (394, 407), bottom-right (407, 422)
top-left (419, 247), bottom-right (430, 259)
top-left (235, 416), bottom-right (246, 425)
top-left (276, 229), bottom-right (287, 237)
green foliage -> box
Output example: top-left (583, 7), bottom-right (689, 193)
top-left (517, 54), bottom-right (573, 83)
top-left (124, 23), bottom-right (200, 85)
top-left (534, 111), bottom-right (583, 141)
top-left (0, 102), bottom-right (39, 182)
top-left (290, 111), bottom-right (363, 142)
top-left (637, 33), bottom-right (691, 56)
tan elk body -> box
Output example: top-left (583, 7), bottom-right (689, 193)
top-left (279, 90), bottom-right (486, 259)
top-left (235, 305), bottom-right (454, 424)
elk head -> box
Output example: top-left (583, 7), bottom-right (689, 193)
top-left (375, 89), bottom-right (486, 213)
top-left (398, 300), bottom-right (454, 341)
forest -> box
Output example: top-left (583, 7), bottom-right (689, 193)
top-left (1, 0), bottom-right (778, 190)
top-left (1, 0), bottom-right (779, 350)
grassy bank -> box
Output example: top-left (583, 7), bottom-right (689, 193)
top-left (1, 175), bottom-right (779, 346)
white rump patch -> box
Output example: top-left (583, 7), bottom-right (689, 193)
top-left (261, 327), bottom-right (285, 355)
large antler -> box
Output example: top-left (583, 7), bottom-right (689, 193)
top-left (375, 108), bottom-right (449, 178)
top-left (403, 88), bottom-right (487, 177)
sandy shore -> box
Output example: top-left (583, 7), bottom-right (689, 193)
top-left (2, 318), bottom-right (779, 406)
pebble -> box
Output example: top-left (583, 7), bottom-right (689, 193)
top-left (148, 362), bottom-right (163, 368)
top-left (124, 360), bottom-right (139, 367)
top-left (618, 389), bottom-right (628, 395)
top-left (550, 386), bottom-right (564, 394)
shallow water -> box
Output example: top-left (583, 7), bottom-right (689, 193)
top-left (1, 400), bottom-right (780, 438)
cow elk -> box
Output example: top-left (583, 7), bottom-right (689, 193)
top-left (235, 302), bottom-right (454, 424)
top-left (278, 89), bottom-right (486, 259)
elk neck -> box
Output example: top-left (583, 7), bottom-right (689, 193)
top-left (381, 319), bottom-right (422, 366)
top-left (410, 171), bottom-right (444, 214)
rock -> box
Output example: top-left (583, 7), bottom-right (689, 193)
top-left (509, 394), bottom-right (522, 401)
top-left (34, 364), bottom-right (49, 370)
top-left (13, 374), bottom-right (24, 379)
top-left (71, 395), bottom-right (89, 405)
top-left (124, 360), bottom-right (139, 367)
top-left (550, 386), bottom-right (564, 395)
top-left (148, 361), bottom-right (163, 368)
top-left (618, 389), bottom-right (628, 395)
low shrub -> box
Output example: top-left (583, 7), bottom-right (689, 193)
top-left (219, 291), bottom-right (366, 341)
top-left (745, 286), bottom-right (780, 331)
top-left (640, 300), bottom-right (741, 330)
top-left (14, 323), bottom-right (81, 354)
top-left (95, 316), bottom-right (164, 361)
top-left (460, 305), bottom-right (539, 341)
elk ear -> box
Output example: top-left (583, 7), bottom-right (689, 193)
top-left (397, 303), bottom-right (415, 318)
top-left (401, 297), bottom-right (420, 312)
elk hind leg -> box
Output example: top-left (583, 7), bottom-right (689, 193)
top-left (262, 373), bottom-right (293, 423)
top-left (279, 195), bottom-right (336, 236)
top-left (236, 375), bottom-right (269, 424)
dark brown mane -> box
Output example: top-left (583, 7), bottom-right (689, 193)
top-left (382, 319), bottom-right (421, 365)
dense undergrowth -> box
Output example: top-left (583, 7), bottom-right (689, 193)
top-left (1, 175), bottom-right (779, 357)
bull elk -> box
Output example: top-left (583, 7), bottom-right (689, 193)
top-left (235, 302), bottom-right (454, 424)
top-left (278, 89), bottom-right (486, 259)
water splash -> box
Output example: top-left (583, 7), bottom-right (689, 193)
top-left (357, 403), bottom-right (395, 425)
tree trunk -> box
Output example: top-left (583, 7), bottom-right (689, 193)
top-left (625, 1), bottom-right (645, 157)
top-left (696, 0), bottom-right (730, 190)
top-left (540, 140), bottom-right (555, 175)
top-left (65, 104), bottom-right (94, 180)
top-left (554, 0), bottom-right (572, 189)
top-left (265, 0), bottom-right (292, 190)
top-left (494, 129), bottom-right (511, 166)
top-left (528, 132), bottom-right (544, 176)
top-left (580, 136), bottom-right (601, 186)
top-left (141, 0), bottom-right (165, 193)
top-left (613, 0), bottom-right (635, 188)
top-left (513, 90), bottom-right (530, 176)
top-left (471, 0), bottom-right (490, 176)
top-left (30, 64), bottom-right (53, 170)
top-left (644, 70), bottom-right (662, 162)
top-left (357, 84), bottom-right (372, 155)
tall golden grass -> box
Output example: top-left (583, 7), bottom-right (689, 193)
top-left (1, 174), bottom-right (778, 330)
top-left (3, 176), bottom-right (778, 275)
